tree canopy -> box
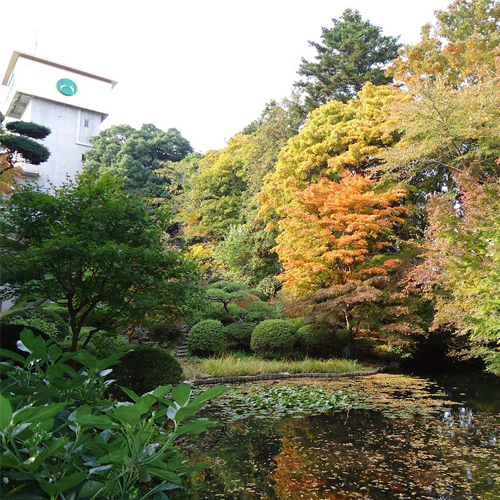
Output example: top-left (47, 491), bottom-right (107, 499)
top-left (295, 9), bottom-right (400, 111)
top-left (0, 113), bottom-right (51, 195)
top-left (83, 123), bottom-right (193, 202)
top-left (0, 172), bottom-right (200, 352)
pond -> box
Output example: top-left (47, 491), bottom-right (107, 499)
top-left (179, 371), bottom-right (500, 500)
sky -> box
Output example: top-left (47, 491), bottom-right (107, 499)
top-left (0, 0), bottom-right (452, 154)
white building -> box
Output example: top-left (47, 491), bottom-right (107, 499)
top-left (1, 51), bottom-right (117, 188)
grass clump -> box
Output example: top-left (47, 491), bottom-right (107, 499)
top-left (182, 354), bottom-right (367, 379)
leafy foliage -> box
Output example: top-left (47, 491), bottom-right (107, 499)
top-left (250, 319), bottom-right (297, 358)
top-left (0, 172), bottom-right (200, 352)
top-left (0, 330), bottom-right (226, 499)
top-left (187, 319), bottom-right (227, 357)
top-left (113, 345), bottom-right (184, 395)
top-left (223, 322), bottom-right (255, 351)
top-left (296, 324), bottom-right (335, 357)
top-left (275, 172), bottom-right (406, 295)
top-left (83, 123), bottom-right (193, 202)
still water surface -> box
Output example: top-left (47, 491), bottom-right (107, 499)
top-left (181, 371), bottom-right (500, 500)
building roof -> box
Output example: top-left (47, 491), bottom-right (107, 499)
top-left (2, 50), bottom-right (118, 88)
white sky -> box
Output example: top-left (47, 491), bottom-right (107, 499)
top-left (1, 0), bottom-right (451, 154)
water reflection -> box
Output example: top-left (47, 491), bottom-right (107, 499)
top-left (180, 373), bottom-right (500, 500)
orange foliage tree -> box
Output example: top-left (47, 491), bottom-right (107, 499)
top-left (275, 172), bottom-right (406, 297)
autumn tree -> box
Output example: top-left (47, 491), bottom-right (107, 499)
top-left (83, 123), bottom-right (193, 202)
top-left (0, 172), bottom-right (200, 352)
top-left (388, 0), bottom-right (500, 90)
top-left (411, 176), bottom-right (500, 373)
top-left (275, 172), bottom-right (406, 296)
top-left (259, 83), bottom-right (408, 231)
top-left (295, 9), bottom-right (400, 111)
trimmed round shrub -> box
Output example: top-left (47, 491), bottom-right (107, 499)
top-left (297, 324), bottom-right (334, 357)
top-left (356, 337), bottom-right (377, 352)
top-left (114, 345), bottom-right (184, 396)
top-left (192, 302), bottom-right (246, 325)
top-left (250, 319), bottom-right (296, 358)
top-left (243, 301), bottom-right (277, 322)
top-left (286, 317), bottom-right (307, 333)
top-left (188, 319), bottom-right (227, 357)
top-left (334, 329), bottom-right (353, 348)
top-left (223, 322), bottom-right (255, 351)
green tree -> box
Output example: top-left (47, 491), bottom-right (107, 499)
top-left (295, 9), bottom-right (400, 111)
top-left (0, 113), bottom-right (51, 195)
top-left (414, 176), bottom-right (500, 373)
top-left (0, 172), bottom-right (200, 352)
top-left (83, 123), bottom-right (193, 202)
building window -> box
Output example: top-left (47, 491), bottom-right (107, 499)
top-left (83, 119), bottom-right (90, 128)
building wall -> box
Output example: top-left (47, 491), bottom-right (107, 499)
top-left (21, 97), bottom-right (102, 188)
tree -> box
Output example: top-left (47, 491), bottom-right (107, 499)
top-left (83, 123), bottom-right (193, 202)
top-left (0, 113), bottom-right (51, 195)
top-left (388, 0), bottom-right (500, 90)
top-left (0, 172), bottom-right (200, 352)
top-left (413, 176), bottom-right (500, 373)
top-left (295, 9), bottom-right (400, 111)
top-left (274, 172), bottom-right (406, 296)
top-left (259, 83), bottom-right (408, 231)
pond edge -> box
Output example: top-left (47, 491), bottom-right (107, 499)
top-left (186, 363), bottom-right (399, 386)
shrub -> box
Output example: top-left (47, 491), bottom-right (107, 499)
top-left (191, 301), bottom-right (246, 325)
top-left (286, 317), bottom-right (307, 333)
top-left (188, 319), bottom-right (227, 357)
top-left (0, 307), bottom-right (70, 348)
top-left (356, 337), bottom-right (377, 351)
top-left (246, 289), bottom-right (269, 301)
top-left (0, 329), bottom-right (224, 499)
top-left (114, 345), bottom-right (184, 395)
top-left (257, 276), bottom-right (282, 298)
top-left (250, 319), bottom-right (297, 358)
top-left (335, 329), bottom-right (353, 348)
top-left (243, 301), bottom-right (277, 322)
top-left (297, 324), bottom-right (335, 357)
top-left (224, 322), bottom-right (255, 351)
top-left (207, 280), bottom-right (246, 293)
top-left (85, 332), bottom-right (132, 359)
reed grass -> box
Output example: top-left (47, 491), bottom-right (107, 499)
top-left (181, 354), bottom-right (368, 379)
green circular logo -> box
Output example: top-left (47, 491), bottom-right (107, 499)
top-left (56, 78), bottom-right (78, 96)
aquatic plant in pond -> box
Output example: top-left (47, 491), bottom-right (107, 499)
top-left (180, 373), bottom-right (500, 499)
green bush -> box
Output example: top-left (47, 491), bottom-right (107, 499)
top-left (356, 337), bottom-right (377, 351)
top-left (207, 280), bottom-right (246, 293)
top-left (297, 324), bottom-right (335, 357)
top-left (85, 332), bottom-right (132, 359)
top-left (0, 329), bottom-right (224, 499)
top-left (250, 319), bottom-right (297, 358)
top-left (0, 307), bottom-right (70, 347)
top-left (286, 317), bottom-right (307, 333)
top-left (223, 322), bottom-right (255, 351)
top-left (243, 301), bottom-right (277, 322)
top-left (246, 289), bottom-right (269, 301)
top-left (256, 276), bottom-right (282, 298)
top-left (192, 301), bottom-right (246, 325)
top-left (114, 345), bottom-right (184, 395)
top-left (188, 319), bottom-right (227, 357)
top-left (335, 329), bottom-right (353, 348)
